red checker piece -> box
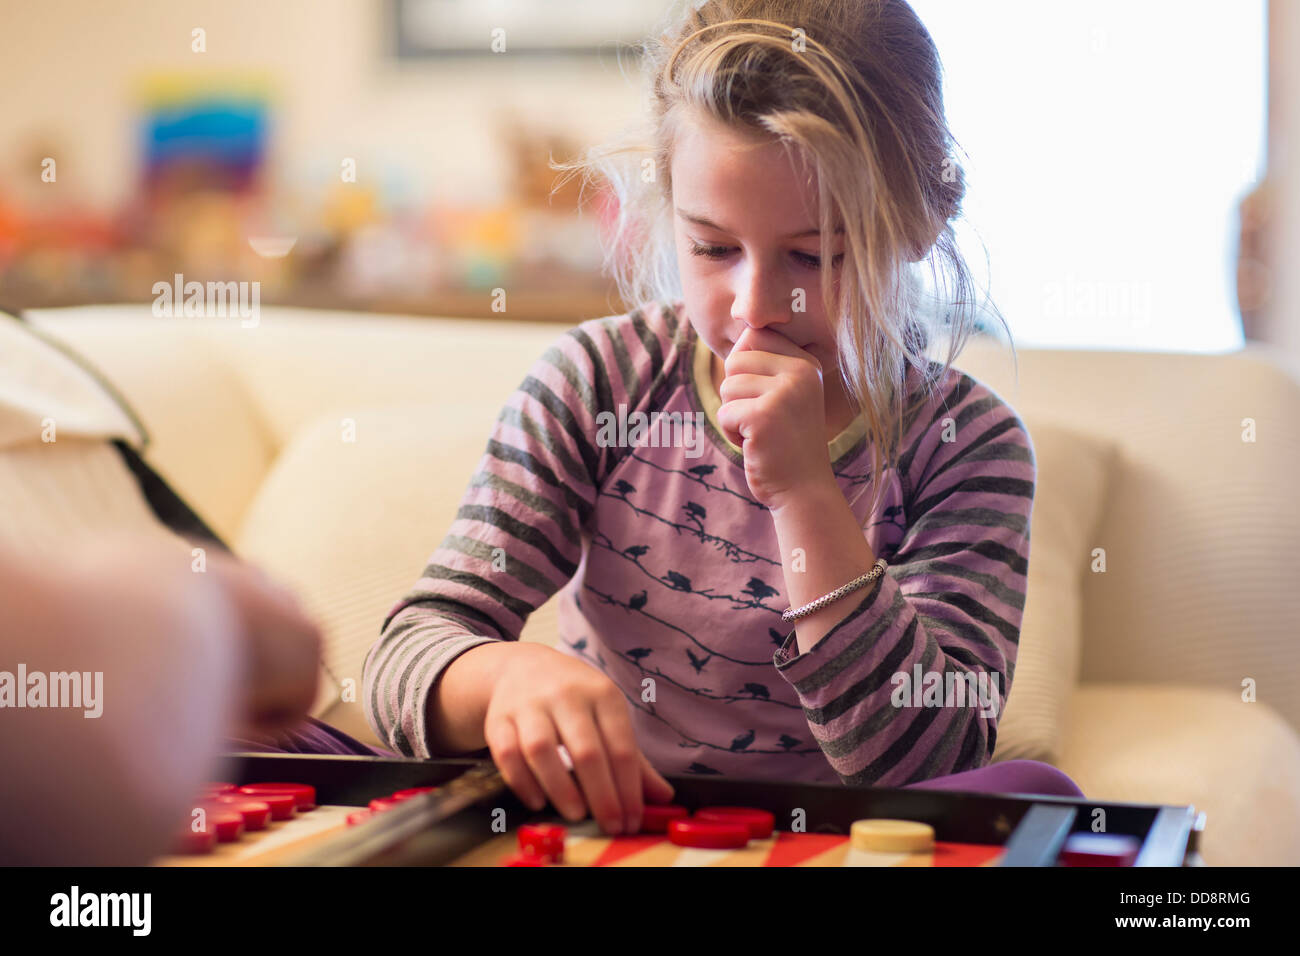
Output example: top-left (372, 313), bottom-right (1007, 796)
top-left (518, 823), bottom-right (566, 862)
top-left (503, 853), bottom-right (547, 867)
top-left (639, 804), bottom-right (689, 834)
top-left (1059, 832), bottom-right (1140, 867)
top-left (668, 818), bottom-right (750, 850)
top-left (368, 797), bottom-right (404, 813)
top-left (198, 809), bottom-right (245, 843)
top-left (203, 782), bottom-right (237, 795)
top-left (346, 809), bottom-right (374, 827)
top-left (209, 796), bottom-right (272, 831)
top-left (173, 827), bottom-right (217, 855)
top-left (235, 790), bottom-right (295, 821)
top-left (392, 787), bottom-right (439, 800)
top-left (238, 782), bottom-right (316, 811)
top-left (694, 806), bottom-right (775, 840)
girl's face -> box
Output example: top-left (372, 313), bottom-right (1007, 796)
top-left (670, 109), bottom-right (845, 376)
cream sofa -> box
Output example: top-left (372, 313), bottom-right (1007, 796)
top-left (18, 303), bottom-right (1300, 867)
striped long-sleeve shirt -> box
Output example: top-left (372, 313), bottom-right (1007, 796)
top-left (362, 300), bottom-right (1035, 786)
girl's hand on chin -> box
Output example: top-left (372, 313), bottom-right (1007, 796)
top-left (715, 326), bottom-right (838, 510)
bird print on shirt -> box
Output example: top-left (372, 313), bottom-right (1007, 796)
top-left (365, 302), bottom-right (1033, 787)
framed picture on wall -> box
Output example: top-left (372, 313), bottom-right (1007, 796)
top-left (392, 0), bottom-right (669, 57)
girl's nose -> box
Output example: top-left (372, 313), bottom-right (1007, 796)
top-left (731, 267), bottom-right (793, 333)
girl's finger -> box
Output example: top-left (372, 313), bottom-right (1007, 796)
top-left (730, 325), bottom-right (816, 364)
top-left (717, 371), bottom-right (770, 403)
top-left (716, 396), bottom-right (760, 447)
top-left (551, 701), bottom-right (624, 834)
top-left (514, 708), bottom-right (588, 821)
top-left (723, 346), bottom-right (784, 378)
top-left (591, 690), bottom-right (645, 833)
top-left (639, 751), bottom-right (676, 804)
top-left (485, 717), bottom-right (547, 813)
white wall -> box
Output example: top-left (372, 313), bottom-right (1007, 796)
top-left (912, 0), bottom-right (1266, 354)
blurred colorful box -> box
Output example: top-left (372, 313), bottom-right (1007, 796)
top-left (134, 74), bottom-right (274, 192)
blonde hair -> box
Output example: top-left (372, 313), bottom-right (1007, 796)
top-left (554, 0), bottom-right (1011, 520)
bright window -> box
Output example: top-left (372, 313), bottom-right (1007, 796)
top-left (910, 0), bottom-right (1267, 351)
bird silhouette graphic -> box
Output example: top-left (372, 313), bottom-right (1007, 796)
top-left (686, 649), bottom-right (712, 674)
top-left (688, 464), bottom-right (716, 479)
top-left (739, 683), bottom-right (770, 700)
top-left (664, 570), bottom-right (692, 591)
top-left (742, 578), bottom-right (779, 602)
top-left (730, 729), bottom-right (756, 751)
top-left (683, 501), bottom-right (707, 522)
top-left (768, 627), bottom-right (789, 647)
top-left (567, 637), bottom-right (587, 652)
top-left (623, 544), bottom-right (650, 558)
top-left (627, 648), bottom-right (652, 664)
top-left (686, 762), bottom-right (722, 775)
top-left (613, 479), bottom-right (636, 497)
top-left (628, 590), bottom-right (648, 611)
top-left (778, 734), bottom-right (801, 751)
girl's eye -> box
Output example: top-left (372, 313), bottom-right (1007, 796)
top-left (794, 252), bottom-right (846, 270)
top-left (690, 242), bottom-right (843, 270)
top-left (689, 242), bottom-right (733, 260)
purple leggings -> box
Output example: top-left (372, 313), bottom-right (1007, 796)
top-left (229, 717), bottom-right (1084, 798)
top-left (900, 759), bottom-right (1084, 797)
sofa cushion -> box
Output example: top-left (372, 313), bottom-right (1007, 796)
top-left (991, 416), bottom-right (1118, 765)
top-left (233, 402), bottom-right (515, 738)
top-left (210, 310), bottom-right (562, 450)
top-left (954, 337), bottom-right (1300, 738)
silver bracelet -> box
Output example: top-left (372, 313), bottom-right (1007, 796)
top-left (780, 559), bottom-right (888, 623)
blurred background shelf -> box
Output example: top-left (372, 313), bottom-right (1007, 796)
top-left (0, 1), bottom-right (662, 328)
top-left (0, 0), bottom-right (1291, 355)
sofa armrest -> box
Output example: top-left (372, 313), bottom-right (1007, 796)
top-left (1059, 683), bottom-right (1300, 866)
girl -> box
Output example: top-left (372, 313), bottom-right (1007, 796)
top-left (358, 0), bottom-right (1083, 835)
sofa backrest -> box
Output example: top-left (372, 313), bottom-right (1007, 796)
top-left (954, 337), bottom-right (1300, 732)
top-left (29, 306), bottom-right (564, 542)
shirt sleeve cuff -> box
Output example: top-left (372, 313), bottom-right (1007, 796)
top-left (406, 634), bottom-right (503, 759)
top-left (771, 571), bottom-right (898, 680)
